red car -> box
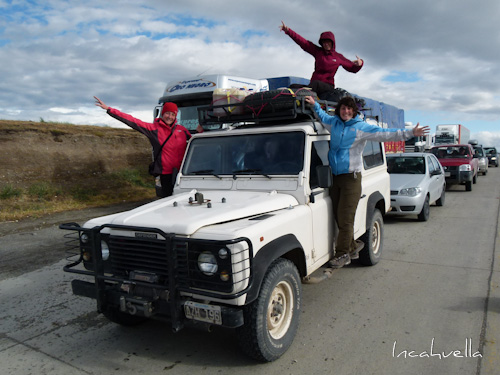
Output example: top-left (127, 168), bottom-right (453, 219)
top-left (430, 144), bottom-right (479, 191)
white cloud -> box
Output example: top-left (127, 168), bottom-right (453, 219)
top-left (0, 0), bottom-right (499, 136)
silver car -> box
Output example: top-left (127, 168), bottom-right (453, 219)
top-left (473, 145), bottom-right (489, 175)
top-left (387, 153), bottom-right (446, 221)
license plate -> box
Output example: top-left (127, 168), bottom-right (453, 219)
top-left (184, 301), bottom-right (222, 325)
top-left (445, 171), bottom-right (450, 177)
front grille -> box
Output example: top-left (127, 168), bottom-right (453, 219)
top-left (108, 236), bottom-right (188, 285)
top-left (390, 190), bottom-right (399, 195)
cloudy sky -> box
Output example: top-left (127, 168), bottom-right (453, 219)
top-left (1, 0), bottom-right (500, 145)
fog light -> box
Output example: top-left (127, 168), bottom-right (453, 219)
top-left (218, 248), bottom-right (228, 259)
top-left (80, 233), bottom-right (89, 243)
top-left (220, 270), bottom-right (230, 282)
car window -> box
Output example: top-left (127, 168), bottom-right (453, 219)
top-left (363, 141), bottom-right (384, 169)
top-left (427, 156), bottom-right (436, 174)
top-left (309, 140), bottom-right (329, 189)
top-left (387, 156), bottom-right (425, 174)
top-left (431, 146), bottom-right (470, 158)
top-left (429, 155), bottom-right (441, 172)
top-left (183, 132), bottom-right (305, 176)
top-left (473, 147), bottom-right (485, 157)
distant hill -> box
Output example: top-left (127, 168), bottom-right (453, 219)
top-left (0, 120), bottom-right (156, 221)
top-left (0, 119), bottom-right (152, 188)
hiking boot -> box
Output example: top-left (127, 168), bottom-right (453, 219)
top-left (349, 240), bottom-right (364, 260)
top-left (328, 254), bottom-right (351, 269)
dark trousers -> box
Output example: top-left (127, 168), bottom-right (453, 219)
top-left (159, 174), bottom-right (174, 198)
top-left (330, 172), bottom-right (362, 257)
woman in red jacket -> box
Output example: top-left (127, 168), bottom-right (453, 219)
top-left (94, 96), bottom-right (192, 197)
top-left (280, 21), bottom-right (363, 98)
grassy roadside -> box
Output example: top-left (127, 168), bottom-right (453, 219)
top-left (0, 168), bottom-right (157, 222)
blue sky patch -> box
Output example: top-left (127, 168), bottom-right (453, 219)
top-left (383, 71), bottom-right (420, 83)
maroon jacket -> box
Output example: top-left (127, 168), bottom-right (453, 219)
top-left (285, 29), bottom-right (363, 88)
top-left (107, 108), bottom-right (191, 175)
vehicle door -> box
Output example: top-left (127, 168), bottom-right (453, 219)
top-left (427, 155), bottom-right (443, 201)
top-left (308, 139), bottom-right (335, 266)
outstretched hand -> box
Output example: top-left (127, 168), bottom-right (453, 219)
top-left (353, 55), bottom-right (363, 66)
top-left (280, 21), bottom-right (289, 32)
top-left (413, 123), bottom-right (430, 137)
top-left (93, 96), bottom-right (109, 110)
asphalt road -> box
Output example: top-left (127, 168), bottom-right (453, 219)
top-left (0, 172), bottom-right (498, 375)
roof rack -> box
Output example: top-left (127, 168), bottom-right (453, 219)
top-left (197, 95), bottom-right (338, 131)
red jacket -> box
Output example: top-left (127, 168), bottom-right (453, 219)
top-left (107, 108), bottom-right (191, 175)
top-left (285, 29), bottom-right (363, 88)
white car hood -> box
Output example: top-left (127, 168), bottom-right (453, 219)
top-left (390, 174), bottom-right (426, 191)
top-left (84, 190), bottom-right (298, 236)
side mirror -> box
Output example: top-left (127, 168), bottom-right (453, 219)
top-left (316, 165), bottom-right (333, 188)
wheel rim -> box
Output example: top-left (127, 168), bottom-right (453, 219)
top-left (371, 220), bottom-right (381, 255)
top-left (267, 280), bottom-right (294, 340)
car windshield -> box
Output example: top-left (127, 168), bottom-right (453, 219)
top-left (183, 131), bottom-right (305, 176)
top-left (474, 147), bottom-right (485, 157)
top-left (431, 146), bottom-right (470, 158)
top-left (387, 156), bottom-right (425, 174)
top-left (484, 147), bottom-right (497, 155)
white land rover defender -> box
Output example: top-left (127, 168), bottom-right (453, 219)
top-left (61, 91), bottom-right (391, 362)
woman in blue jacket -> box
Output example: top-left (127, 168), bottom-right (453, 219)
top-left (305, 95), bottom-right (429, 268)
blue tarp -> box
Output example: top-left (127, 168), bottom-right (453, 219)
top-left (266, 76), bottom-right (405, 130)
top-left (355, 95), bottom-right (404, 129)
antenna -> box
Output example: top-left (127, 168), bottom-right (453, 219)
top-left (196, 67), bottom-right (213, 77)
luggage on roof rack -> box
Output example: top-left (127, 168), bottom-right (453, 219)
top-left (198, 88), bottom-right (323, 127)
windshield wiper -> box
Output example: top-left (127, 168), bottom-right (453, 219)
top-left (232, 168), bottom-right (271, 179)
top-left (190, 169), bottom-right (222, 179)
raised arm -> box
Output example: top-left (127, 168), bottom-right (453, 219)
top-left (94, 96), bottom-right (109, 110)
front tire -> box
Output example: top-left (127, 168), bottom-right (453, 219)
top-left (359, 209), bottom-right (384, 266)
top-left (466, 180), bottom-right (472, 191)
top-left (436, 185), bottom-right (446, 206)
top-left (417, 196), bottom-right (430, 221)
top-left (237, 258), bottom-right (301, 362)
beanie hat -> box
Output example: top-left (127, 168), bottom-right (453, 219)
top-left (161, 102), bottom-right (178, 115)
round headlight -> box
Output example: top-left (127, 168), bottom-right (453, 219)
top-left (101, 240), bottom-right (110, 261)
top-left (198, 251), bottom-right (218, 276)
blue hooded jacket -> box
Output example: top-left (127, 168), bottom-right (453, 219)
top-left (313, 102), bottom-right (413, 175)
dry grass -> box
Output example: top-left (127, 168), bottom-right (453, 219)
top-left (0, 170), bottom-right (156, 222)
top-left (0, 119), bottom-right (157, 222)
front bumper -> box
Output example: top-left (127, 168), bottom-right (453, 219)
top-left (388, 193), bottom-right (425, 215)
top-left (60, 222), bottom-right (252, 331)
top-left (70, 279), bottom-right (244, 329)
top-left (443, 167), bottom-right (473, 184)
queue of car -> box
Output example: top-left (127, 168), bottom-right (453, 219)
top-left (386, 142), bottom-right (497, 222)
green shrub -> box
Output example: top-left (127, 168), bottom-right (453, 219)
top-left (111, 168), bottom-right (152, 188)
top-left (71, 186), bottom-right (98, 202)
top-left (0, 185), bottom-right (22, 199)
top-left (27, 182), bottom-right (59, 200)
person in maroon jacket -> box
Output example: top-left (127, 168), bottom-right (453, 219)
top-left (280, 21), bottom-right (363, 97)
top-left (94, 96), bottom-right (193, 197)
